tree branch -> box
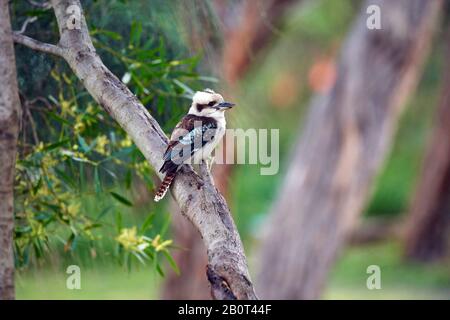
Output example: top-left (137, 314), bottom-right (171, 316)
top-left (26, 0), bottom-right (51, 9)
top-left (13, 0), bottom-right (257, 299)
top-left (12, 33), bottom-right (64, 57)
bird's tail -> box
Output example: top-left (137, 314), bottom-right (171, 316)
top-left (154, 172), bottom-right (176, 202)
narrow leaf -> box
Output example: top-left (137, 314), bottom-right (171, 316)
top-left (110, 192), bottom-right (133, 207)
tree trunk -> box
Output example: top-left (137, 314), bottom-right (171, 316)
top-left (256, 0), bottom-right (441, 299)
top-left (221, 0), bottom-right (299, 84)
top-left (0, 0), bottom-right (22, 300)
top-left (13, 0), bottom-right (257, 300)
top-left (404, 27), bottom-right (450, 262)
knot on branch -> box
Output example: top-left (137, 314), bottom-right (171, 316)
top-left (206, 264), bottom-right (237, 300)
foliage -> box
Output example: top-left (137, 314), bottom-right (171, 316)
top-left (11, 1), bottom-right (213, 276)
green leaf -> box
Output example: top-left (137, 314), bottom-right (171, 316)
top-left (32, 177), bottom-right (43, 195)
top-left (34, 212), bottom-right (52, 221)
top-left (71, 235), bottom-right (79, 251)
top-left (33, 239), bottom-right (45, 258)
top-left (42, 139), bottom-right (70, 151)
top-left (160, 213), bottom-right (171, 236)
top-left (22, 244), bottom-right (31, 266)
top-left (130, 21), bottom-right (142, 47)
top-left (47, 111), bottom-right (70, 125)
top-left (84, 223), bottom-right (102, 231)
top-left (91, 29), bottom-right (122, 41)
top-left (125, 169), bottom-right (132, 189)
top-left (132, 251), bottom-right (149, 265)
top-left (94, 166), bottom-right (102, 194)
top-left (101, 167), bottom-right (118, 180)
top-left (15, 226), bottom-right (32, 236)
top-left (140, 213), bottom-right (154, 233)
top-left (163, 250), bottom-right (180, 275)
top-left (77, 135), bottom-right (90, 153)
top-left (110, 192), bottom-right (133, 207)
top-left (115, 211), bottom-right (123, 233)
top-left (54, 168), bottom-right (76, 188)
top-left (155, 261), bottom-right (165, 277)
top-left (173, 79), bottom-right (194, 95)
top-left (95, 206), bottom-right (112, 221)
top-left (40, 201), bottom-right (60, 213)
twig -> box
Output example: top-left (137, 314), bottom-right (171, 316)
top-left (26, 0), bottom-right (51, 9)
top-left (24, 103), bottom-right (39, 144)
top-left (28, 96), bottom-right (54, 110)
top-left (12, 33), bottom-right (64, 57)
top-left (17, 16), bottom-right (38, 35)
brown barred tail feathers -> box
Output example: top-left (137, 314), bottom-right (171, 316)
top-left (154, 172), bottom-right (176, 202)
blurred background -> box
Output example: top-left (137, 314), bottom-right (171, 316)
top-left (9, 0), bottom-right (450, 299)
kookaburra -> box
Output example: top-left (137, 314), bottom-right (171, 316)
top-left (154, 89), bottom-right (235, 202)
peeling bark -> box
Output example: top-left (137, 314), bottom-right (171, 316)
top-left (13, 0), bottom-right (256, 300)
top-left (256, 0), bottom-right (441, 299)
top-left (0, 0), bottom-right (21, 300)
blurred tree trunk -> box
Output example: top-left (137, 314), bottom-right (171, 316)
top-left (404, 27), bottom-right (450, 262)
top-left (0, 0), bottom-right (21, 300)
top-left (220, 0), bottom-right (299, 84)
top-left (162, 0), bottom-right (297, 299)
top-left (256, 0), bottom-right (441, 299)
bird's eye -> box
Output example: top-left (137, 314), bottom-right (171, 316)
top-left (208, 101), bottom-right (216, 106)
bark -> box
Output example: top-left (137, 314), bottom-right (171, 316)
top-left (404, 28), bottom-right (450, 262)
top-left (13, 0), bottom-right (256, 300)
top-left (0, 0), bottom-right (22, 300)
top-left (256, 0), bottom-right (441, 299)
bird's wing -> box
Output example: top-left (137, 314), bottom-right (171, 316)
top-left (160, 115), bottom-right (217, 172)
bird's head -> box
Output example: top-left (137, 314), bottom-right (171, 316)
top-left (188, 89), bottom-right (235, 117)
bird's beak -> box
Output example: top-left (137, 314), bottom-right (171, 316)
top-left (216, 102), bottom-right (235, 109)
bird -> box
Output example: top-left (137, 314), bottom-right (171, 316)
top-left (154, 89), bottom-right (235, 202)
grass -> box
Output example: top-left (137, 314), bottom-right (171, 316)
top-left (16, 265), bottom-right (161, 300)
top-left (16, 241), bottom-right (450, 300)
top-left (325, 242), bottom-right (450, 300)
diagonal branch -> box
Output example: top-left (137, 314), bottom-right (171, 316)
top-left (17, 16), bottom-right (38, 35)
top-left (13, 0), bottom-right (257, 300)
